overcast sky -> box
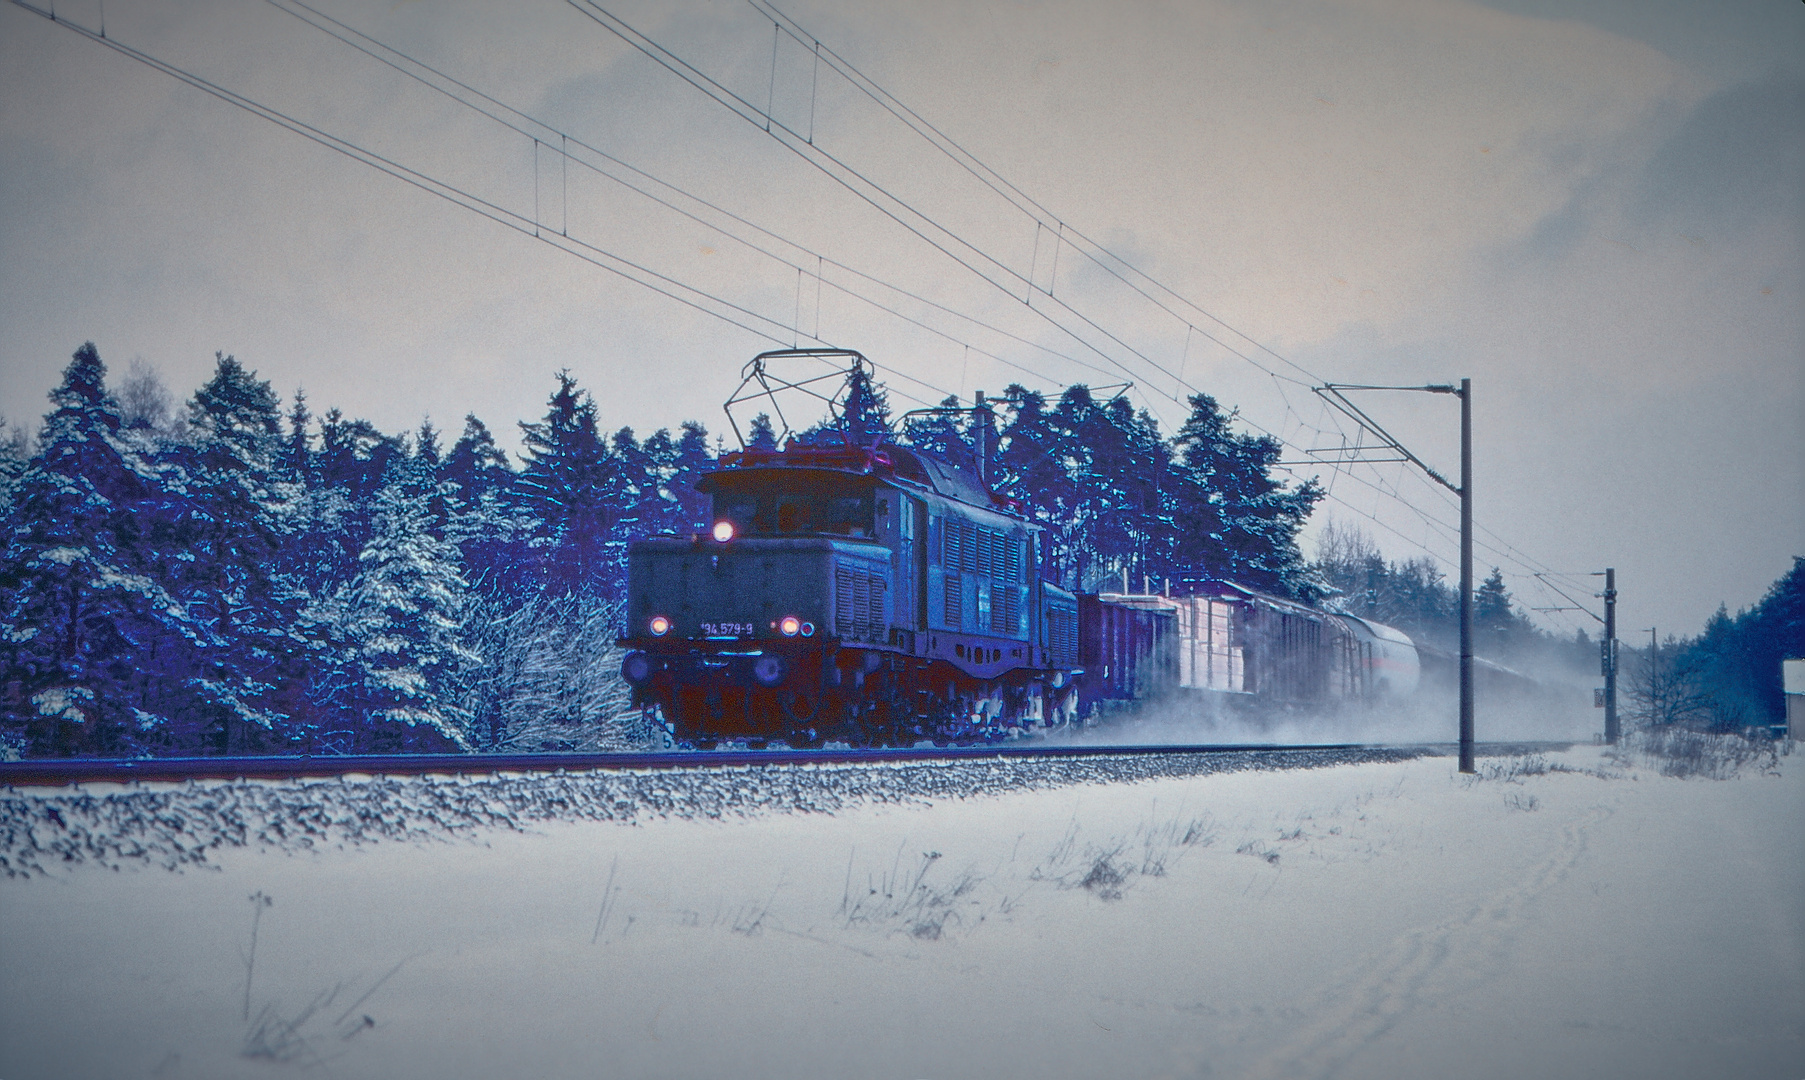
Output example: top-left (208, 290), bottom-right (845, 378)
top-left (2, 0), bottom-right (1800, 643)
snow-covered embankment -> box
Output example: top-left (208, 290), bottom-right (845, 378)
top-left (1, 741), bottom-right (1799, 1080)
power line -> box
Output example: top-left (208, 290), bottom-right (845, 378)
top-left (287, 0), bottom-right (1383, 483)
top-left (572, 0), bottom-right (1581, 601)
top-left (35, 0), bottom-right (1576, 619)
top-left (747, 0), bottom-right (1329, 390)
top-left (727, 1), bottom-right (1601, 602)
top-left (571, 0), bottom-right (1209, 416)
top-left (263, 0), bottom-right (1137, 396)
top-left (8, 1), bottom-right (808, 348)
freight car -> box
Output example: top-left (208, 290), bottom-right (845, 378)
top-left (1075, 584), bottom-right (1421, 715)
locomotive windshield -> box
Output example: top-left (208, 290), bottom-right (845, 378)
top-left (709, 471), bottom-right (877, 538)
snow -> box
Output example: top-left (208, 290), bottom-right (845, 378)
top-left (1, 743), bottom-right (1800, 1080)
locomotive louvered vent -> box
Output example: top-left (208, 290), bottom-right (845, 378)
top-left (835, 565), bottom-right (885, 640)
top-left (945, 522), bottom-right (1020, 583)
top-left (1049, 607), bottom-right (1078, 664)
top-left (990, 584), bottom-right (1020, 635)
top-left (943, 572), bottom-right (963, 630)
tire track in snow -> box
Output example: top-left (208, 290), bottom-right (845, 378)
top-left (1242, 795), bottom-right (1619, 1080)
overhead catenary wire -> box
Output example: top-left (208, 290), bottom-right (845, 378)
top-left (258, 0), bottom-right (1138, 400)
top-left (6, 0), bottom-right (812, 353)
top-left (278, 0), bottom-right (1381, 454)
top-left (733, 0), bottom-right (1590, 598)
top-left (570, 0), bottom-right (1209, 420)
top-left (746, 0), bottom-right (1328, 391)
top-left (10, 6), bottom-right (1264, 483)
top-left (247, 0), bottom-right (1573, 599)
top-left (34, 0), bottom-right (1574, 621)
top-left (570, 3), bottom-right (1546, 561)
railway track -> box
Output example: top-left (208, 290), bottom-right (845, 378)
top-left (0, 741), bottom-right (1578, 787)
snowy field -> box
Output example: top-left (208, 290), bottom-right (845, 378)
top-left (2, 740), bottom-right (1801, 1080)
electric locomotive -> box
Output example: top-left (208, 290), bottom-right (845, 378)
top-left (619, 352), bottom-right (1081, 748)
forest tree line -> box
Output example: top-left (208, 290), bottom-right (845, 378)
top-left (1621, 560), bottom-right (1803, 733)
top-left (2, 345), bottom-right (1327, 757)
top-left (1312, 518), bottom-right (1803, 733)
top-left (7, 342), bottom-right (1789, 758)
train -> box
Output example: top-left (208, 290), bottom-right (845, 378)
top-left (618, 349), bottom-right (1432, 749)
top-left (1073, 583), bottom-right (1420, 715)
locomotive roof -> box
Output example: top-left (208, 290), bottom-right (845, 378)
top-left (706, 441), bottom-right (1008, 516)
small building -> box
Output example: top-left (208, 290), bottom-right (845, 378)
top-left (1783, 658), bottom-right (1803, 739)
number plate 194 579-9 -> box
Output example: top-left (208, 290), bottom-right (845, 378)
top-left (701, 621), bottom-right (756, 637)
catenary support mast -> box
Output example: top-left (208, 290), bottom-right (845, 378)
top-left (1313, 379), bottom-right (1476, 773)
top-left (1603, 567), bottom-right (1618, 744)
top-left (1459, 378), bottom-right (1473, 773)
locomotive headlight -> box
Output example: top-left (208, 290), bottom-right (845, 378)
top-left (800, 621), bottom-right (815, 637)
top-left (649, 615), bottom-right (672, 636)
top-left (712, 520), bottom-right (734, 543)
top-left (752, 655), bottom-right (786, 686)
top-left (779, 615), bottom-right (802, 637)
top-left (621, 651), bottom-right (653, 684)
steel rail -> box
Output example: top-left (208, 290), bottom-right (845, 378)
top-left (0, 741), bottom-right (1576, 788)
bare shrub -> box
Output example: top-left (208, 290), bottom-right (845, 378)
top-left (1236, 840), bottom-right (1281, 866)
top-left (238, 901), bottom-right (409, 1067)
top-left (1503, 792), bottom-right (1540, 812)
top-left (1624, 726), bottom-right (1781, 780)
top-left (1474, 753), bottom-right (1549, 783)
top-left (840, 847), bottom-right (981, 939)
top-left (459, 594), bottom-right (656, 751)
top-left (1077, 848), bottom-right (1130, 899)
top-left (1035, 812), bottom-right (1220, 899)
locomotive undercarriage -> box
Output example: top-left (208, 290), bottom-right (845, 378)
top-left (632, 642), bottom-right (1078, 749)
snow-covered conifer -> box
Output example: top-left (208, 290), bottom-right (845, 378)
top-left (170, 353), bottom-right (311, 751)
top-left (516, 371), bottom-right (620, 596)
top-left (338, 479), bottom-right (478, 749)
top-left (0, 344), bottom-right (197, 754)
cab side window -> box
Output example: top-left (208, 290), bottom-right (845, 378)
top-left (822, 495), bottom-right (873, 537)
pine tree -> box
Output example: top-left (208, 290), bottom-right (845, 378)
top-left (516, 371), bottom-right (620, 596)
top-left (1170, 392), bottom-right (1322, 598)
top-left (841, 363), bottom-right (892, 446)
top-left (667, 421), bottom-right (714, 533)
top-left (171, 353), bottom-right (309, 751)
top-left (792, 363), bottom-right (892, 447)
top-left (0, 344), bottom-right (188, 755)
top-left (746, 412), bottom-right (779, 450)
top-left (1675, 557), bottom-right (1805, 729)
top-left (283, 389), bottom-right (314, 481)
top-left (443, 414), bottom-right (512, 501)
top-left (997, 386), bottom-right (1083, 584)
top-left (442, 413), bottom-right (524, 600)
top-left (0, 416), bottom-right (28, 518)
top-left (1474, 567), bottom-right (1522, 657)
top-left (336, 479), bottom-right (477, 750)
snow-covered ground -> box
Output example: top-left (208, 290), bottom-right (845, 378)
top-left (2, 741), bottom-right (1800, 1080)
